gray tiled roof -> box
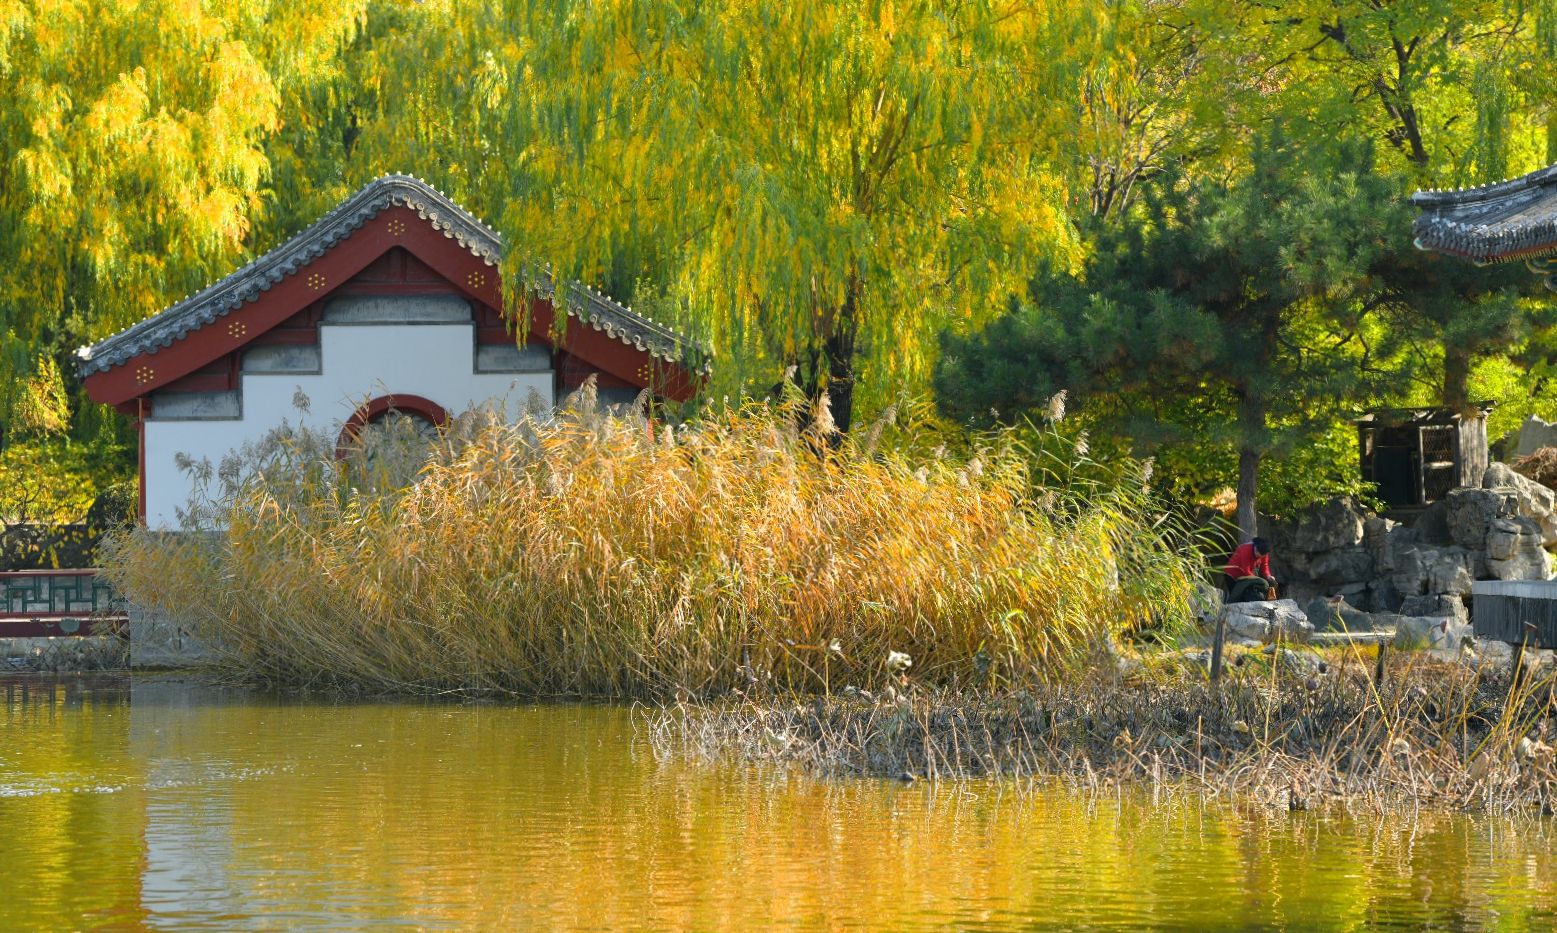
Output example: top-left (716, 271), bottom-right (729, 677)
top-left (76, 174), bottom-right (708, 377)
top-left (1412, 164), bottom-right (1557, 263)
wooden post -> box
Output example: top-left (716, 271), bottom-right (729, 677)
top-left (1373, 641), bottom-right (1387, 687)
top-left (1209, 611), bottom-right (1227, 685)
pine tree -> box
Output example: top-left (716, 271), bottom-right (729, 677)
top-left (938, 136), bottom-right (1404, 539)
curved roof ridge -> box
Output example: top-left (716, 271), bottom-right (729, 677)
top-left (1412, 164), bottom-right (1557, 208)
top-left (76, 175), bottom-right (708, 376)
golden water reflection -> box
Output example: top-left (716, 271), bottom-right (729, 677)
top-left (2, 676), bottom-right (1554, 931)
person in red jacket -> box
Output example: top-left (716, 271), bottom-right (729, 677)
top-left (1224, 537), bottom-right (1276, 603)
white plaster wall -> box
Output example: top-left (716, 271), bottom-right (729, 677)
top-left (143, 322), bottom-right (552, 529)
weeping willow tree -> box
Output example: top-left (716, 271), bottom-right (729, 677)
top-left (0, 0), bottom-right (365, 445)
top-left (393, 0), bottom-right (1100, 431)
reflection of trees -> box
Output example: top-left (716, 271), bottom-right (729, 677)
top-left (170, 705), bottom-right (1557, 930)
top-left (0, 676), bottom-right (146, 929)
top-left (3, 688), bottom-right (1555, 929)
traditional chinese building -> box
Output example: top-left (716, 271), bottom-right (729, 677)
top-left (77, 175), bottom-right (706, 529)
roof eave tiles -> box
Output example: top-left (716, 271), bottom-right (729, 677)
top-left (1412, 163), bottom-right (1557, 265)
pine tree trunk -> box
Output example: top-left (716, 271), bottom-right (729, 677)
top-left (1236, 444), bottom-right (1260, 544)
top-left (1443, 342), bottom-right (1472, 414)
top-left (1235, 390), bottom-right (1265, 543)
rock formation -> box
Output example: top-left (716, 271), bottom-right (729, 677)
top-left (1208, 473), bottom-right (1557, 649)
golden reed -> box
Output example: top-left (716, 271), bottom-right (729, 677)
top-left (104, 387), bottom-right (1200, 698)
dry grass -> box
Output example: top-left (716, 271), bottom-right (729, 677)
top-left (1515, 446), bottom-right (1557, 489)
top-left (652, 646), bottom-right (1557, 813)
top-left (102, 385), bottom-right (1202, 698)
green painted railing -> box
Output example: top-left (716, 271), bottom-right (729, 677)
top-left (0, 570), bottom-right (126, 638)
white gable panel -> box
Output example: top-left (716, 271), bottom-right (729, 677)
top-left (142, 322), bottom-right (552, 529)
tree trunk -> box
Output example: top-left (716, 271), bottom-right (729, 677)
top-left (823, 327), bottom-right (857, 437)
top-left (1236, 443), bottom-right (1260, 544)
top-left (1235, 390), bottom-right (1266, 543)
top-left (802, 275), bottom-right (862, 440)
top-left (1443, 342), bottom-right (1473, 414)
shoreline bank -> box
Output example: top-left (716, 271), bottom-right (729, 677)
top-left (8, 642), bottom-right (1555, 814)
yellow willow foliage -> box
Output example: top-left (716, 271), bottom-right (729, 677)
top-left (0, 0), bottom-right (364, 354)
top-left (377, 0), bottom-right (1105, 414)
top-left (10, 352), bottom-right (68, 437)
top-left (103, 399), bottom-right (1202, 698)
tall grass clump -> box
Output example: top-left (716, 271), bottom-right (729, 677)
top-left (103, 384), bottom-right (1204, 698)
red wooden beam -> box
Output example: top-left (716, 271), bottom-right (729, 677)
top-left (0, 616), bottom-right (127, 638)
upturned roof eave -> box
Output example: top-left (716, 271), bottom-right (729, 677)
top-left (1411, 163), bottom-right (1557, 208)
top-left (1412, 224), bottom-right (1557, 265)
top-left (1411, 162), bottom-right (1557, 264)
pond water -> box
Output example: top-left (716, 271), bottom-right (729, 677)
top-left (2, 675), bottom-right (1554, 932)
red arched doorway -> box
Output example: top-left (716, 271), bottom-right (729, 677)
top-left (336, 394), bottom-right (448, 459)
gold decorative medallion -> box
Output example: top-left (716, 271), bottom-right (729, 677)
top-left (135, 365), bottom-right (155, 385)
top-left (386, 218), bottom-right (407, 237)
top-left (467, 270), bottom-right (485, 289)
top-left (307, 272), bottom-right (327, 290)
top-left (228, 321), bottom-right (248, 339)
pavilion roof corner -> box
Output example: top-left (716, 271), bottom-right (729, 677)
top-left (1412, 164), bottom-right (1557, 264)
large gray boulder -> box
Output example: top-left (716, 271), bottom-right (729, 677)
top-left (1222, 609), bottom-right (1272, 643)
top-left (1368, 577), bottom-right (1403, 612)
top-left (1390, 545), bottom-right (1437, 598)
top-left (1413, 499), bottom-right (1455, 546)
top-left (1370, 522), bottom-right (1417, 574)
top-left (1286, 497), bottom-right (1367, 553)
top-left (1305, 595), bottom-right (1388, 633)
top-left (1427, 553), bottom-right (1475, 597)
top-left (1398, 593), bottom-right (1469, 625)
top-left (1484, 462), bottom-right (1557, 546)
top-left (1485, 517), bottom-right (1523, 560)
top-left (1272, 548), bottom-right (1313, 582)
top-left (1389, 543), bottom-right (1476, 598)
top-left (1445, 487), bottom-right (1513, 550)
top-left (1363, 516), bottom-right (1398, 566)
top-left (1515, 415), bottom-right (1557, 459)
top-left (1220, 599), bottom-right (1313, 644)
top-left (1308, 546), bottom-right (1375, 586)
top-left (1484, 516), bottom-right (1552, 581)
top-left (1395, 614), bottom-right (1474, 651)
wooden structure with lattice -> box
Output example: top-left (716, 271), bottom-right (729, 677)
top-left (1356, 405), bottom-right (1492, 510)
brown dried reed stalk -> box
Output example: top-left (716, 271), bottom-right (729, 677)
top-left (650, 648), bottom-right (1557, 813)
